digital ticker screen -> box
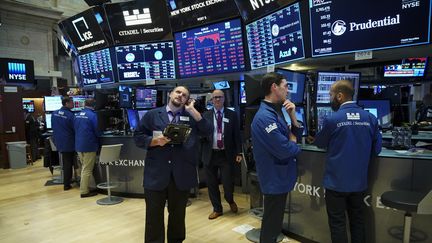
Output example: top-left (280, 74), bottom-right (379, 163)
top-left (115, 41), bottom-right (176, 81)
top-left (174, 18), bottom-right (246, 78)
top-left (309, 0), bottom-right (431, 57)
top-left (246, 2), bottom-right (305, 69)
top-left (78, 48), bottom-right (115, 85)
top-left (316, 72), bottom-right (360, 104)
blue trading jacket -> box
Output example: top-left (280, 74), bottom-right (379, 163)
top-left (51, 106), bottom-right (75, 152)
top-left (314, 102), bottom-right (382, 192)
top-left (74, 108), bottom-right (101, 152)
top-left (251, 101), bottom-right (302, 194)
top-left (134, 106), bottom-right (212, 191)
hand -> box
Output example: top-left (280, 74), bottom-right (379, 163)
top-left (289, 132), bottom-right (297, 143)
top-left (184, 98), bottom-right (196, 113)
top-left (151, 135), bottom-right (171, 147)
top-left (283, 100), bottom-right (296, 114)
top-left (235, 155), bottom-right (243, 163)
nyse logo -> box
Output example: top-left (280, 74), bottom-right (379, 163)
top-left (123, 8), bottom-right (152, 26)
top-left (72, 17), bottom-right (93, 41)
top-left (249, 0), bottom-right (276, 11)
top-left (402, 0), bottom-right (420, 9)
top-left (346, 113), bottom-right (360, 120)
top-left (8, 62), bottom-right (27, 80)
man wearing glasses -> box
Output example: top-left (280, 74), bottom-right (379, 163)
top-left (202, 89), bottom-right (242, 220)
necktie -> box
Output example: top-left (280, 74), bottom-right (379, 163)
top-left (217, 111), bottom-right (223, 149)
top-left (168, 111), bottom-right (178, 124)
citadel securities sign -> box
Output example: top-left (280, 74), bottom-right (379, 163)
top-left (309, 0), bottom-right (431, 57)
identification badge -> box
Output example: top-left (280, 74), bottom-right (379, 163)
top-left (179, 116), bottom-right (190, 122)
top-left (153, 131), bottom-right (163, 137)
top-left (217, 133), bottom-right (223, 140)
top-left (223, 118), bottom-right (230, 123)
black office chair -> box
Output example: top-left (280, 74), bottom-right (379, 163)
top-left (381, 190), bottom-right (432, 243)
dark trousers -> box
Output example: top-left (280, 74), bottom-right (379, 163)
top-left (205, 150), bottom-right (234, 213)
top-left (61, 152), bottom-right (75, 188)
top-left (260, 193), bottom-right (288, 243)
top-left (144, 177), bottom-right (189, 243)
top-left (325, 189), bottom-right (366, 243)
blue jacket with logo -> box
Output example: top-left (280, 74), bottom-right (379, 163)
top-left (74, 108), bottom-right (101, 152)
top-left (314, 102), bottom-right (382, 192)
top-left (251, 101), bottom-right (302, 194)
top-left (51, 106), bottom-right (75, 152)
top-left (134, 106), bottom-right (212, 191)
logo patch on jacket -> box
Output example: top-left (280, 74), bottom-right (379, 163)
top-left (265, 123), bottom-right (278, 133)
top-left (346, 113), bottom-right (360, 120)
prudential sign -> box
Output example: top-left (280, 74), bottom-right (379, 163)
top-left (309, 0), bottom-right (431, 57)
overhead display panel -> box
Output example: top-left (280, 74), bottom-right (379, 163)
top-left (0, 58), bottom-right (35, 84)
top-left (309, 0), bottom-right (432, 57)
top-left (78, 48), bottom-right (116, 86)
top-left (60, 6), bottom-right (109, 54)
top-left (174, 18), bottom-right (246, 78)
top-left (234, 0), bottom-right (293, 23)
top-left (246, 2), bottom-right (305, 70)
top-left (115, 41), bottom-right (176, 81)
top-left (167, 0), bottom-right (239, 32)
top-left (104, 0), bottom-right (172, 45)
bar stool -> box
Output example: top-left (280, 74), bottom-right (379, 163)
top-left (96, 144), bottom-right (123, 205)
top-left (381, 190), bottom-right (432, 243)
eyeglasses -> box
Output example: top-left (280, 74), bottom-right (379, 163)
top-left (213, 96), bottom-right (224, 99)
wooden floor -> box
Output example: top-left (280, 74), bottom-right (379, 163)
top-left (0, 160), bottom-right (301, 243)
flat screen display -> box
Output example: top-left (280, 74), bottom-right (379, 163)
top-left (115, 41), bottom-right (176, 81)
top-left (135, 88), bottom-right (157, 109)
top-left (282, 106), bottom-right (308, 136)
top-left (78, 48), bottom-right (116, 86)
top-left (384, 57), bottom-right (428, 77)
top-left (316, 72), bottom-right (360, 104)
top-left (174, 18), bottom-right (246, 78)
top-left (23, 100), bottom-right (35, 113)
top-left (358, 100), bottom-right (392, 128)
top-left (71, 96), bottom-right (86, 112)
top-left (246, 2), bottom-right (305, 70)
top-left (317, 106), bottom-right (334, 132)
top-left (277, 69), bottom-right (306, 104)
top-left (167, 0), bottom-right (239, 31)
top-left (213, 81), bottom-right (230, 90)
top-left (127, 109), bottom-right (139, 130)
top-left (45, 113), bottom-right (52, 129)
top-left (118, 86), bottom-right (133, 108)
top-left (44, 96), bottom-right (63, 112)
top-left (0, 58), bottom-right (35, 84)
top-left (309, 0), bottom-right (431, 57)
top-left (59, 6), bottom-right (109, 53)
top-left (234, 0), bottom-right (293, 23)
top-left (138, 110), bottom-right (148, 121)
top-left (240, 81), bottom-right (246, 104)
top-left (104, 0), bottom-right (172, 45)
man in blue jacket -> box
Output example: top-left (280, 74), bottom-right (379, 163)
top-left (51, 96), bottom-right (75, 191)
top-left (314, 80), bottom-right (382, 243)
top-left (134, 86), bottom-right (212, 243)
top-left (74, 98), bottom-right (101, 198)
top-left (251, 72), bottom-right (302, 243)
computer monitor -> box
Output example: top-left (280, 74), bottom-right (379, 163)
top-left (44, 96), bottom-right (63, 112)
top-left (316, 106), bottom-right (335, 132)
top-left (316, 71), bottom-right (360, 104)
top-left (23, 100), bottom-right (35, 113)
top-left (127, 109), bottom-right (139, 131)
top-left (71, 96), bottom-right (86, 112)
top-left (213, 81), bottom-right (230, 90)
top-left (357, 100), bottom-right (392, 128)
top-left (118, 85), bottom-right (133, 108)
top-left (135, 88), bottom-right (157, 109)
top-left (277, 69), bottom-right (306, 104)
top-left (244, 74), bottom-right (264, 106)
top-left (45, 113), bottom-right (52, 129)
top-left (137, 110), bottom-right (148, 121)
top-left (239, 81), bottom-right (246, 104)
top-left (281, 107), bottom-right (308, 136)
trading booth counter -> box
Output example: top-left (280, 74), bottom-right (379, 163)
top-left (98, 134), bottom-right (145, 197)
top-left (284, 144), bottom-right (432, 243)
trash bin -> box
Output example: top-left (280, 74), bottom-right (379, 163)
top-left (6, 141), bottom-right (28, 169)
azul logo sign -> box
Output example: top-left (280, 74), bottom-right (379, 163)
top-left (123, 8), bottom-right (152, 26)
top-left (332, 15), bottom-right (401, 36)
top-left (8, 62), bottom-right (26, 80)
top-left (72, 17), bottom-right (93, 41)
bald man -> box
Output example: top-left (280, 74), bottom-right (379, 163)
top-left (314, 80), bottom-right (382, 243)
top-left (134, 86), bottom-right (212, 243)
top-left (202, 89), bottom-right (242, 220)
